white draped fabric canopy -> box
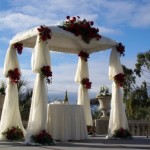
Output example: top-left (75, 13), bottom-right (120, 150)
top-left (0, 25), bottom-right (129, 142)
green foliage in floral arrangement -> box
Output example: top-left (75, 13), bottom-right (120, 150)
top-left (98, 86), bottom-right (111, 97)
top-left (87, 125), bottom-right (95, 135)
top-left (112, 127), bottom-right (132, 139)
top-left (2, 126), bottom-right (24, 141)
top-left (31, 130), bottom-right (54, 145)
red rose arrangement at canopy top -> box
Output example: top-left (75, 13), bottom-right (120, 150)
top-left (13, 42), bottom-right (23, 54)
top-left (114, 73), bottom-right (125, 87)
top-left (78, 51), bottom-right (89, 61)
top-left (37, 25), bottom-right (52, 42)
top-left (116, 43), bottom-right (125, 56)
top-left (41, 66), bottom-right (52, 84)
top-left (82, 78), bottom-right (92, 89)
top-left (7, 68), bottom-right (21, 83)
top-left (59, 16), bottom-right (101, 44)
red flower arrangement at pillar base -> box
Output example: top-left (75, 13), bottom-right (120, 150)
top-left (82, 78), bottom-right (92, 89)
top-left (37, 25), bottom-right (51, 42)
top-left (87, 125), bottom-right (95, 135)
top-left (116, 43), bottom-right (125, 56)
top-left (112, 127), bottom-right (132, 139)
top-left (59, 16), bottom-right (101, 44)
top-left (114, 73), bottom-right (125, 87)
top-left (78, 51), bottom-right (89, 61)
top-left (41, 66), bottom-right (52, 84)
top-left (13, 42), bottom-right (23, 54)
top-left (31, 130), bottom-right (54, 145)
top-left (2, 126), bottom-right (24, 141)
top-left (7, 68), bottom-right (21, 83)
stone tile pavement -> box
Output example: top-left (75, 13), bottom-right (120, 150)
top-left (0, 135), bottom-right (150, 150)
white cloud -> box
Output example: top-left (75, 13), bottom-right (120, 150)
top-left (0, 0), bottom-right (150, 35)
top-left (0, 13), bottom-right (53, 32)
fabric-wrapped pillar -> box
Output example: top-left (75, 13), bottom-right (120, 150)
top-left (25, 35), bottom-right (50, 143)
top-left (75, 57), bottom-right (92, 125)
top-left (0, 45), bottom-right (25, 140)
top-left (108, 47), bottom-right (129, 138)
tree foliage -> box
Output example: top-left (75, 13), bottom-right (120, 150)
top-left (134, 50), bottom-right (150, 79)
top-left (122, 65), bottom-right (136, 101)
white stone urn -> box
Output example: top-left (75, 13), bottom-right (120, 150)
top-left (96, 96), bottom-right (111, 119)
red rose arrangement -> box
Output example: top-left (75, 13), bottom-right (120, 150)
top-left (59, 16), bottom-right (101, 44)
top-left (114, 73), bottom-right (125, 87)
top-left (41, 66), bottom-right (52, 84)
top-left (31, 130), bottom-right (54, 145)
top-left (78, 51), bottom-right (89, 61)
top-left (2, 126), bottom-right (24, 141)
top-left (116, 43), bottom-right (125, 56)
top-left (7, 68), bottom-right (21, 83)
top-left (87, 125), bottom-right (95, 135)
top-left (112, 127), bottom-right (132, 138)
top-left (13, 42), bottom-right (23, 54)
top-left (82, 78), bottom-right (92, 89)
top-left (37, 25), bottom-right (51, 42)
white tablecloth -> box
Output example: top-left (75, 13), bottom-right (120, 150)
top-left (47, 104), bottom-right (88, 141)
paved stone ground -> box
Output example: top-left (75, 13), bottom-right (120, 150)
top-left (0, 136), bottom-right (150, 150)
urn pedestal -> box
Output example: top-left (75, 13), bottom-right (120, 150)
top-left (95, 96), bottom-right (111, 134)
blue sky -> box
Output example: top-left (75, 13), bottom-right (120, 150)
top-left (0, 0), bottom-right (150, 102)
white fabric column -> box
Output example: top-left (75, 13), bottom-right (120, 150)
top-left (26, 35), bottom-right (50, 143)
top-left (75, 58), bottom-right (92, 125)
top-left (108, 47), bottom-right (129, 137)
top-left (25, 74), bottom-right (47, 142)
top-left (0, 45), bottom-right (25, 140)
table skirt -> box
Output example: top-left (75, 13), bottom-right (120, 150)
top-left (47, 104), bottom-right (88, 141)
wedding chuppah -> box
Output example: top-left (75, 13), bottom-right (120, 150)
top-left (0, 16), bottom-right (130, 144)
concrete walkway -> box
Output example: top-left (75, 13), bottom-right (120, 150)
top-left (0, 136), bottom-right (150, 150)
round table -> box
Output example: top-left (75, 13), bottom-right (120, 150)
top-left (47, 104), bottom-right (88, 141)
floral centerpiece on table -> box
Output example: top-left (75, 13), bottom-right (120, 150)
top-left (78, 51), bottom-right (89, 61)
top-left (7, 68), bottom-right (21, 83)
top-left (41, 66), bottom-right (52, 84)
top-left (114, 73), bottom-right (125, 87)
top-left (59, 16), bottom-right (101, 44)
top-left (81, 78), bottom-right (92, 89)
top-left (2, 126), bottom-right (24, 141)
top-left (112, 127), bottom-right (132, 139)
top-left (116, 43), bottom-right (125, 56)
top-left (13, 42), bottom-right (23, 54)
top-left (31, 130), bottom-right (54, 145)
top-left (37, 25), bottom-right (52, 42)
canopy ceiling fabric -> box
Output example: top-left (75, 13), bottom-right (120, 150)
top-left (10, 26), bottom-right (117, 54)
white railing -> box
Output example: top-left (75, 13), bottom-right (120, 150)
top-left (128, 120), bottom-right (150, 137)
top-left (95, 119), bottom-right (150, 137)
